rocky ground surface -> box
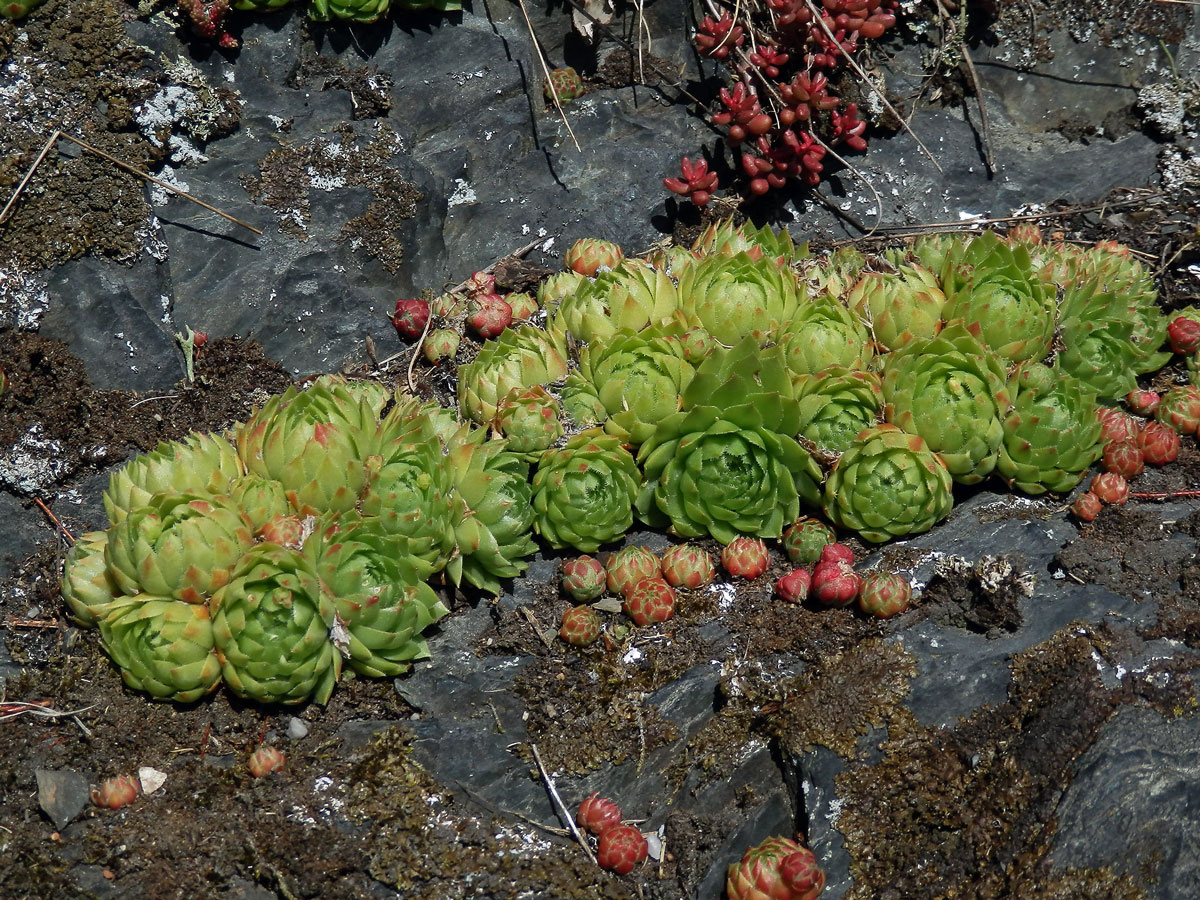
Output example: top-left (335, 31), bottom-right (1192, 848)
top-left (2, 0), bottom-right (1200, 898)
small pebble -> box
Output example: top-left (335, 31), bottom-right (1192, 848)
top-left (286, 717), bottom-right (309, 740)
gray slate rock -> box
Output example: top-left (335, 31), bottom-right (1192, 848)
top-left (35, 767), bottom-right (91, 830)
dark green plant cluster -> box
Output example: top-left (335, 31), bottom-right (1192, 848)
top-left (64, 220), bottom-right (1173, 705)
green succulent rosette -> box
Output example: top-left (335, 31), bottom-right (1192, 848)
top-left (99, 596), bottom-right (222, 703)
top-left (793, 366), bottom-right (883, 454)
top-left (456, 326), bottom-right (569, 424)
top-left (996, 364), bottom-right (1103, 494)
top-left (304, 515), bottom-right (448, 678)
top-left (1, 0), bottom-right (46, 19)
top-left (804, 245), bottom-right (867, 301)
top-left (444, 428), bottom-right (538, 594)
top-left (1054, 315), bottom-right (1140, 402)
top-left (211, 545), bottom-right (341, 705)
top-left (104, 432), bottom-right (243, 525)
top-left (677, 251), bottom-right (803, 346)
top-left (691, 218), bottom-right (805, 264)
top-left (233, 0), bottom-right (296, 10)
top-left (940, 231), bottom-right (1056, 364)
top-left (360, 433), bottom-right (459, 579)
top-left (552, 262), bottom-right (678, 343)
top-left (237, 376), bottom-right (384, 516)
top-left (531, 429), bottom-right (641, 552)
top-left (636, 338), bottom-right (822, 544)
top-left (309, 0), bottom-right (390, 21)
top-left (559, 372), bottom-right (607, 427)
top-left (225, 475), bottom-right (292, 534)
top-left (846, 263), bottom-right (946, 352)
top-left (495, 386), bottom-right (564, 457)
top-left (578, 325), bottom-right (695, 446)
top-left (823, 424), bottom-right (954, 542)
top-left (537, 270), bottom-right (588, 315)
top-left (888, 232), bottom-right (964, 283)
top-left (382, 394), bottom-right (462, 451)
top-left (61, 530), bottom-right (120, 628)
top-left (105, 493), bottom-right (254, 604)
top-left (881, 323), bottom-right (1011, 484)
top-left (777, 295), bottom-right (874, 376)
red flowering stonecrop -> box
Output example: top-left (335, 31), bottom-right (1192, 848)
top-left (663, 157), bottom-right (720, 208)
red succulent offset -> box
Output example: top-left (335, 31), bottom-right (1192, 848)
top-left (721, 537), bottom-right (770, 579)
top-left (606, 546), bottom-right (661, 598)
top-left (564, 238), bottom-right (624, 277)
top-left (818, 542), bottom-right (854, 567)
top-left (467, 295), bottom-right (513, 339)
top-left (506, 292), bottom-right (539, 321)
top-left (624, 578), bottom-right (676, 626)
top-left (1155, 385), bottom-right (1200, 435)
top-left (726, 834), bottom-right (826, 900)
top-left (1101, 440), bottom-right (1144, 478)
top-left (1138, 421), bottom-right (1181, 465)
top-left (811, 560), bottom-right (860, 607)
top-left (562, 555), bottom-right (606, 601)
top-left (596, 824), bottom-right (649, 875)
top-left (660, 543), bottom-right (716, 588)
top-left (1168, 316), bottom-right (1200, 355)
top-left (92, 774), bottom-right (142, 809)
top-left (1072, 491), bottom-right (1102, 522)
top-left (1090, 472), bottom-right (1129, 505)
top-left (577, 792), bottom-right (623, 836)
top-left (247, 745), bottom-right (287, 778)
top-left (1097, 407), bottom-right (1140, 444)
top-left (559, 606), bottom-right (603, 646)
top-left (393, 298), bottom-right (431, 340)
top-left (783, 517), bottom-right (835, 566)
top-left (857, 571), bottom-right (911, 618)
top-left (1126, 389), bottom-right (1161, 417)
top-left (776, 568), bottom-right (812, 603)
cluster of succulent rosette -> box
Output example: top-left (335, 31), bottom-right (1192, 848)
top-left (575, 793), bottom-right (650, 875)
top-left (66, 220), bottom-right (1182, 706)
top-left (666, 0), bottom-right (900, 206)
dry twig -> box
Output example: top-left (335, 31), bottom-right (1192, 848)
top-left (517, 0), bottom-right (582, 152)
top-left (33, 497), bottom-right (75, 544)
top-left (530, 742), bottom-right (598, 865)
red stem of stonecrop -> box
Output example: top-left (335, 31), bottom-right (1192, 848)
top-left (1129, 490), bottom-right (1200, 500)
top-left (665, 0), bottom-right (899, 207)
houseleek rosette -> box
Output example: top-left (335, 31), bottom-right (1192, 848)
top-left (360, 432), bottom-right (459, 579)
top-left (881, 323), bottom-right (1011, 484)
top-left (444, 428), bottom-right (538, 594)
top-left (211, 545), bottom-right (341, 705)
top-left (777, 295), bottom-right (874, 375)
top-left (793, 366), bottom-right (883, 454)
top-left (691, 218), bottom-right (804, 264)
top-left (61, 530), bottom-right (120, 627)
top-left (940, 231), bottom-right (1056, 364)
top-left (104, 432), bottom-right (243, 525)
top-left (532, 429), bottom-right (641, 552)
top-left (495, 386), bottom-right (564, 458)
top-left (578, 325), bottom-right (696, 446)
top-left (457, 326), bottom-right (568, 424)
top-left (309, 0), bottom-right (390, 21)
top-left (99, 596), bottom-right (222, 703)
top-left (637, 408), bottom-right (821, 543)
top-left (677, 251), bottom-right (802, 346)
top-left (105, 493), bottom-right (254, 604)
top-left (225, 475), bottom-right (292, 533)
top-left (846, 262), bottom-right (946, 352)
top-left (559, 372), bottom-right (607, 427)
top-left (552, 261), bottom-right (678, 343)
top-left (1055, 315), bottom-right (1140, 402)
top-left (996, 363), bottom-right (1103, 494)
top-left (823, 424), bottom-right (954, 542)
top-left (305, 515), bottom-right (448, 678)
top-left (237, 375), bottom-right (384, 516)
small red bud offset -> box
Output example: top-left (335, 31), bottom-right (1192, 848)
top-left (660, 543), bottom-right (716, 589)
top-left (1138, 420), bottom-right (1181, 465)
top-left (1097, 407), bottom-right (1140, 444)
top-left (467, 295), bottom-right (513, 339)
top-left (562, 555), bottom-right (607, 602)
top-left (1101, 440), bottom-right (1144, 477)
top-left (192, 331), bottom-right (208, 347)
top-left (559, 606), bottom-right (603, 646)
top-left (505, 292), bottom-right (539, 321)
top-left (811, 560), bottom-right (861, 608)
top-left (596, 824), bottom-right (649, 875)
top-left (1155, 385), bottom-right (1200, 435)
top-left (782, 517), bottom-right (835, 566)
top-left (1072, 491), bottom-right (1102, 522)
top-left (624, 578), bottom-right (676, 626)
top-left (775, 568), bottom-right (811, 604)
top-left (1090, 472), bottom-right (1129, 506)
top-left (1126, 389), bottom-right (1161, 417)
top-left (606, 546), bottom-right (661, 598)
top-left (247, 745), bottom-right (287, 778)
top-left (423, 328), bottom-right (461, 365)
top-left (721, 537), bottom-right (770, 579)
top-left (857, 571), bottom-right (912, 619)
top-left (392, 298), bottom-right (430, 340)
top-left (92, 775), bottom-right (141, 809)
top-left (464, 270), bottom-right (496, 297)
top-left (1168, 316), bottom-right (1200, 355)
top-left (577, 792), bottom-right (623, 836)
top-left (564, 238), bottom-right (624, 276)
top-left (818, 542), bottom-right (854, 567)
